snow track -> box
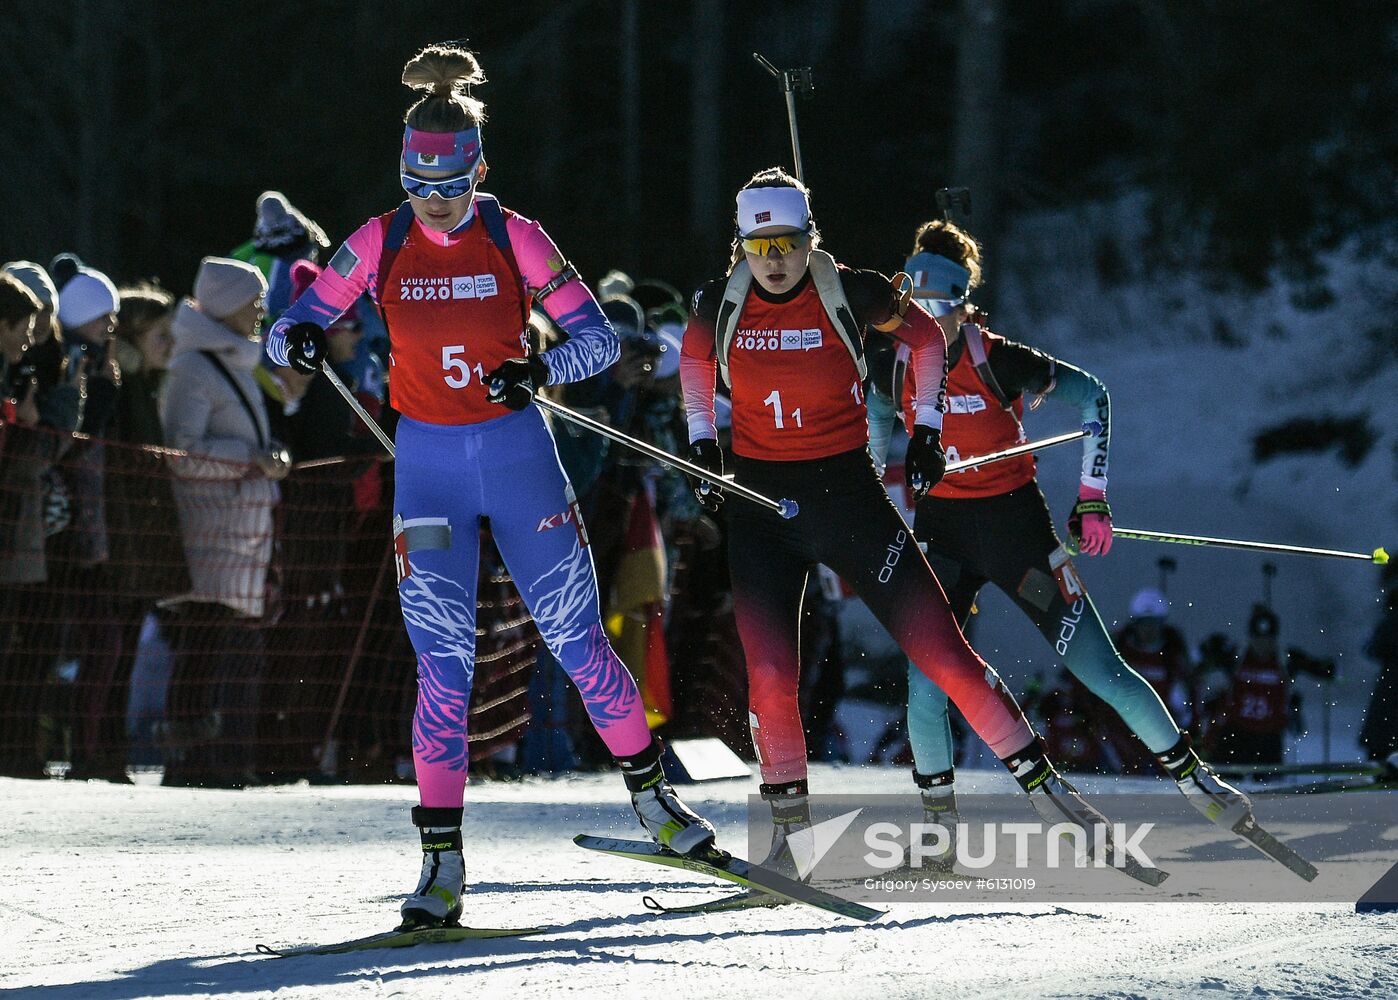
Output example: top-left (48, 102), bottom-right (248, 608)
top-left (2, 768), bottom-right (1393, 999)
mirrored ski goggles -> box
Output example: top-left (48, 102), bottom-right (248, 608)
top-left (922, 295), bottom-right (967, 318)
top-left (739, 230), bottom-right (811, 256)
top-left (400, 170), bottom-right (476, 201)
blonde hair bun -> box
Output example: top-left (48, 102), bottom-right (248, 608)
top-left (402, 45), bottom-right (485, 97)
top-left (401, 44), bottom-right (487, 129)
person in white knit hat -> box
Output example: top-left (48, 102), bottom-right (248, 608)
top-left (161, 255), bottom-right (287, 787)
top-left (57, 265), bottom-right (119, 341)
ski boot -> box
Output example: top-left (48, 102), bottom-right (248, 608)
top-left (912, 768), bottom-right (958, 875)
top-left (400, 806), bottom-right (466, 929)
top-left (1004, 738), bottom-right (1136, 871)
top-left (1157, 734), bottom-right (1252, 830)
top-left (619, 741), bottom-right (717, 857)
top-left (757, 779), bottom-right (812, 880)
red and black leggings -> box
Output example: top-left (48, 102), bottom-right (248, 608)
top-left (727, 447), bottom-right (1035, 783)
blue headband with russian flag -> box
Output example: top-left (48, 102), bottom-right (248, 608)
top-left (905, 252), bottom-right (971, 302)
top-left (402, 125), bottom-right (483, 173)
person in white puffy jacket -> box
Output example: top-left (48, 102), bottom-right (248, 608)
top-left (160, 256), bottom-right (287, 787)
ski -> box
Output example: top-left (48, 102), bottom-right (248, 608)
top-left (256, 923), bottom-right (547, 958)
top-left (1282, 775), bottom-right (1397, 795)
top-left (1231, 815), bottom-right (1319, 882)
top-left (574, 834), bottom-right (885, 922)
top-left (1110, 850), bottom-right (1170, 887)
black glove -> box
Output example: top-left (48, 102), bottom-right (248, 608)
top-left (486, 353), bottom-right (550, 410)
top-left (687, 439), bottom-right (725, 512)
top-left (904, 425), bottom-right (946, 503)
top-left (285, 322), bottom-right (327, 375)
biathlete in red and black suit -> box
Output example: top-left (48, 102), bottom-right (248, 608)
top-left (868, 218), bottom-right (1251, 847)
top-left (679, 167), bottom-right (1130, 871)
top-left (266, 44), bottom-right (714, 931)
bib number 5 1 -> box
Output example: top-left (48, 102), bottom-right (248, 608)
top-left (442, 346), bottom-right (487, 389)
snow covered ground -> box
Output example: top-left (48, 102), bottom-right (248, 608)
top-left (4, 767), bottom-right (1395, 1000)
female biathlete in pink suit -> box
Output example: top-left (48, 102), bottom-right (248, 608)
top-left (267, 45), bottom-right (713, 930)
top-left (678, 168), bottom-right (1136, 873)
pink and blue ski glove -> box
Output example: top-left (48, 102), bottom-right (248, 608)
top-left (1068, 485), bottom-right (1113, 556)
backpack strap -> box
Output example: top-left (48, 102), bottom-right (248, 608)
top-left (715, 261), bottom-right (754, 388)
top-left (475, 194), bottom-right (532, 326)
top-left (199, 350), bottom-right (267, 451)
top-left (376, 201), bottom-right (416, 302)
top-left (808, 251), bottom-right (867, 383)
top-left (961, 322), bottom-right (1013, 410)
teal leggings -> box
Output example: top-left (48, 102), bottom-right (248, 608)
top-left (907, 482), bottom-right (1180, 775)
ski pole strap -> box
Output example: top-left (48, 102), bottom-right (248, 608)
top-left (1113, 528), bottom-right (1390, 565)
top-left (1071, 499), bottom-right (1112, 519)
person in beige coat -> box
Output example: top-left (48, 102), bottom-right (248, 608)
top-left (160, 257), bottom-right (288, 787)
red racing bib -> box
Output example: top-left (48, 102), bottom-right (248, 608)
top-left (728, 282), bottom-right (867, 461)
top-left (905, 329), bottom-right (1036, 498)
top-left (378, 212), bottom-right (529, 425)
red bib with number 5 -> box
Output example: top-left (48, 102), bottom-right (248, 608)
top-left (728, 281), bottom-right (866, 461)
top-left (378, 209), bottom-right (528, 425)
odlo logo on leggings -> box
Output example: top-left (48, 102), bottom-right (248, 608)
top-left (879, 530), bottom-right (908, 584)
top-left (1055, 597), bottom-right (1086, 657)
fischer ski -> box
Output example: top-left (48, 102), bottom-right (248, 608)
top-left (1231, 815), bottom-right (1319, 882)
top-left (574, 834), bottom-right (885, 922)
top-left (256, 923), bottom-right (546, 958)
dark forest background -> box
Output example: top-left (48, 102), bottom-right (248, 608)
top-left (2, 1), bottom-right (1395, 297)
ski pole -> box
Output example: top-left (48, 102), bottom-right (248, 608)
top-left (944, 422), bottom-right (1101, 475)
top-left (529, 394), bottom-right (799, 520)
top-left (1112, 528), bottom-right (1389, 565)
top-left (753, 52), bottom-right (813, 183)
top-left (322, 362), bottom-right (396, 459)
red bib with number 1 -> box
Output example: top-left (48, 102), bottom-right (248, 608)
top-left (378, 210), bottom-right (528, 425)
top-left (727, 281), bottom-right (866, 462)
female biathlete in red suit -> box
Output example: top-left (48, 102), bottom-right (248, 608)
top-left (869, 219), bottom-right (1252, 862)
top-left (679, 168), bottom-right (1137, 873)
top-left (267, 45), bottom-right (713, 930)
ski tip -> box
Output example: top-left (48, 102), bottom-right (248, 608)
top-left (642, 895), bottom-right (665, 912)
top-left (1374, 547), bottom-right (1389, 566)
top-left (255, 943), bottom-right (279, 957)
top-left (1119, 860), bottom-right (1170, 887)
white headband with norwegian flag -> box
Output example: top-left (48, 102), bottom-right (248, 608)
top-left (736, 186), bottom-right (812, 237)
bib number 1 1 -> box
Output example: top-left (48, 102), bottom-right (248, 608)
top-left (763, 390), bottom-right (803, 429)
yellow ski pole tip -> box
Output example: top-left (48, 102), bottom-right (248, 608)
top-left (1375, 548), bottom-right (1390, 566)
